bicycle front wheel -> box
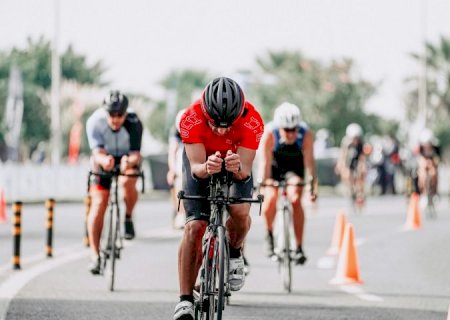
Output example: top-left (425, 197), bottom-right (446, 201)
top-left (108, 206), bottom-right (120, 291)
top-left (215, 226), bottom-right (226, 320)
top-left (282, 207), bottom-right (292, 293)
top-left (203, 225), bottom-right (226, 320)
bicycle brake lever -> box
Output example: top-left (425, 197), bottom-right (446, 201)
top-left (177, 190), bottom-right (185, 212)
top-left (141, 171), bottom-right (145, 194)
top-left (257, 194), bottom-right (264, 216)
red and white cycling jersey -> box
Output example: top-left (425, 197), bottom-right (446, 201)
top-left (179, 99), bottom-right (264, 156)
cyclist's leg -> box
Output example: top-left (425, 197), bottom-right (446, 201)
top-left (87, 176), bottom-right (111, 274)
top-left (177, 151), bottom-right (210, 300)
top-left (428, 162), bottom-right (438, 195)
top-left (227, 176), bottom-right (254, 249)
top-left (417, 157), bottom-right (428, 194)
top-left (226, 177), bottom-right (254, 291)
top-left (120, 174), bottom-right (138, 218)
top-left (87, 173), bottom-right (112, 259)
top-left (179, 219), bottom-right (208, 295)
top-left (261, 179), bottom-right (278, 233)
top-left (120, 174), bottom-right (138, 239)
top-left (261, 178), bottom-right (278, 256)
top-left (227, 203), bottom-right (251, 251)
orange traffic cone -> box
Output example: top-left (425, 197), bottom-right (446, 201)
top-left (327, 209), bottom-right (347, 255)
top-left (0, 189), bottom-right (7, 224)
top-left (404, 192), bottom-right (421, 231)
top-left (330, 223), bottom-right (363, 285)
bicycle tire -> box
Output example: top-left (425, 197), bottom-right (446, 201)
top-left (216, 225), bottom-right (226, 320)
top-left (282, 206), bottom-right (292, 293)
top-left (108, 204), bottom-right (119, 291)
top-left (197, 234), bottom-right (213, 320)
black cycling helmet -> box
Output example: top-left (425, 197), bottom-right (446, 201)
top-left (201, 77), bottom-right (245, 128)
top-left (103, 90), bottom-right (128, 114)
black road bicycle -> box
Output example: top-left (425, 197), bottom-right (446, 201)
top-left (88, 166), bottom-right (144, 291)
top-left (178, 172), bottom-right (263, 320)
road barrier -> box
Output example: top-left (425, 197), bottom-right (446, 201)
top-left (45, 199), bottom-right (55, 257)
top-left (12, 201), bottom-right (22, 270)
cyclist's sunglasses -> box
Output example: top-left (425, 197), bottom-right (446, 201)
top-left (282, 127), bottom-right (297, 133)
top-left (208, 120), bottom-right (231, 129)
top-left (108, 111), bottom-right (125, 118)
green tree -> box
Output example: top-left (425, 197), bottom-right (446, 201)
top-left (248, 50), bottom-right (385, 144)
top-left (149, 69), bottom-right (209, 142)
top-left (0, 36), bottom-right (106, 158)
top-left (405, 36), bottom-right (450, 150)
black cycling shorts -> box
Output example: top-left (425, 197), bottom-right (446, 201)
top-left (90, 156), bottom-right (139, 191)
top-left (182, 150), bottom-right (253, 223)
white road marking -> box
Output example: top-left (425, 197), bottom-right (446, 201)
top-left (340, 285), bottom-right (384, 302)
top-left (0, 249), bottom-right (88, 299)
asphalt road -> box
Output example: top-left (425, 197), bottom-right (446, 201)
top-left (0, 193), bottom-right (449, 319)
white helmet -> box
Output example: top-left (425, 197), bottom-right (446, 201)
top-left (274, 102), bottom-right (302, 129)
top-left (346, 123), bottom-right (363, 139)
top-left (419, 128), bottom-right (435, 145)
top-left (175, 108), bottom-right (186, 133)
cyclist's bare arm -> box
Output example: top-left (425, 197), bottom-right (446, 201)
top-left (185, 143), bottom-right (211, 179)
top-left (335, 140), bottom-right (347, 175)
top-left (168, 140), bottom-right (179, 169)
top-left (302, 130), bottom-right (318, 200)
top-left (120, 151), bottom-right (141, 173)
top-left (92, 148), bottom-right (115, 172)
top-left (229, 147), bottom-right (255, 180)
top-left (258, 128), bottom-right (275, 182)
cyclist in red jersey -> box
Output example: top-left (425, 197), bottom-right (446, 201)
top-left (173, 77), bottom-right (264, 320)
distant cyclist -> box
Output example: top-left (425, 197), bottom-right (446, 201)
top-left (167, 108), bottom-right (186, 229)
top-left (417, 128), bottom-right (441, 196)
top-left (86, 90), bottom-right (143, 275)
top-left (259, 102), bottom-right (318, 265)
top-left (173, 77), bottom-right (264, 320)
top-left (335, 123), bottom-right (367, 198)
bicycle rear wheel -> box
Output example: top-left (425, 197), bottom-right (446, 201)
top-left (281, 207), bottom-right (292, 293)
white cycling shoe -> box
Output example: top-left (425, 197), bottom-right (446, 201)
top-left (173, 300), bottom-right (194, 320)
top-left (229, 256), bottom-right (245, 291)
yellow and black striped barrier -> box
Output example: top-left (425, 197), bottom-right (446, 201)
top-left (45, 198), bottom-right (55, 257)
top-left (12, 201), bottom-right (22, 270)
top-left (84, 195), bottom-right (91, 247)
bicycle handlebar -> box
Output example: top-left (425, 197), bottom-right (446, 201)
top-left (177, 190), bottom-right (264, 204)
top-left (259, 181), bottom-right (306, 187)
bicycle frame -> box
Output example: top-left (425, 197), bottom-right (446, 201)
top-left (178, 173), bottom-right (263, 320)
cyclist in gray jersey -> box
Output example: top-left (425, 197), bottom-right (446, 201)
top-left (86, 90), bottom-right (143, 275)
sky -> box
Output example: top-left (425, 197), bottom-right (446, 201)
top-left (1, 0), bottom-right (450, 120)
